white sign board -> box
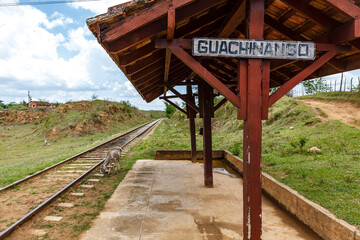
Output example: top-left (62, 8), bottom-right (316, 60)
top-left (192, 37), bottom-right (316, 60)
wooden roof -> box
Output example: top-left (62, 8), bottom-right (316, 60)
top-left (87, 0), bottom-right (360, 103)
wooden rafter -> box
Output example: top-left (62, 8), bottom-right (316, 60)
top-left (102, 0), bottom-right (194, 42)
top-left (167, 45), bottom-right (241, 108)
top-left (164, 8), bottom-right (176, 96)
top-left (269, 50), bottom-right (339, 107)
top-left (317, 19), bottom-right (360, 45)
top-left (280, 0), bottom-right (341, 30)
top-left (214, 97), bottom-right (228, 112)
top-left (162, 97), bottom-right (187, 115)
top-left (166, 85), bottom-right (199, 112)
top-left (218, 0), bottom-right (246, 38)
top-left (105, 0), bottom-right (226, 53)
top-left (322, 0), bottom-right (360, 19)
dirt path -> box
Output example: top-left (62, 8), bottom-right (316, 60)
top-left (300, 99), bottom-right (360, 129)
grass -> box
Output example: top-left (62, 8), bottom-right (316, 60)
top-left (298, 91), bottom-right (360, 105)
top-left (122, 95), bottom-right (360, 228)
top-left (0, 120), bottom-right (150, 188)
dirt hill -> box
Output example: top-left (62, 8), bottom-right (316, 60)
top-left (0, 100), bottom-right (152, 138)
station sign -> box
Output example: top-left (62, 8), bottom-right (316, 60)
top-left (192, 37), bottom-right (316, 60)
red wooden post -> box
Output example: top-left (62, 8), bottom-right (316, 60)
top-left (187, 85), bottom-right (197, 163)
top-left (201, 81), bottom-right (214, 188)
top-left (243, 0), bottom-right (265, 239)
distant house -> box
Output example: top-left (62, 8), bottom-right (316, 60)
top-left (28, 101), bottom-right (54, 109)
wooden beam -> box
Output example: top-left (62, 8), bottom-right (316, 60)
top-left (163, 97), bottom-right (187, 115)
top-left (164, 8), bottom-right (176, 96)
top-left (201, 82), bottom-right (214, 188)
top-left (322, 0), bottom-right (360, 19)
top-left (175, 4), bottom-right (230, 38)
top-left (126, 51), bottom-right (165, 75)
top-left (131, 58), bottom-right (181, 82)
top-left (105, 0), bottom-right (225, 53)
top-left (168, 46), bottom-right (241, 108)
top-left (186, 84), bottom-right (197, 163)
top-left (127, 57), bottom-right (164, 76)
top-left (261, 61), bottom-right (270, 120)
top-left (214, 97), bottom-right (228, 112)
top-left (280, 0), bottom-right (341, 30)
top-left (218, 0), bottom-right (246, 38)
top-left (269, 50), bottom-right (338, 107)
top-left (167, 85), bottom-right (199, 113)
top-left (265, 14), bottom-right (307, 41)
top-left (316, 19), bottom-right (360, 45)
top-left (119, 42), bottom-right (156, 66)
top-left (102, 0), bottom-right (194, 42)
top-left (155, 39), bottom-right (192, 49)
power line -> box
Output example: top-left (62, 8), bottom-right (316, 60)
top-left (0, 0), bottom-right (101, 7)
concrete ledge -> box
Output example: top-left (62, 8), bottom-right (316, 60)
top-left (223, 150), bottom-right (359, 240)
top-left (154, 150), bottom-right (224, 160)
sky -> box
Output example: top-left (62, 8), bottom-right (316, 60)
top-left (0, 0), bottom-right (166, 110)
top-left (0, 1), bottom-right (359, 110)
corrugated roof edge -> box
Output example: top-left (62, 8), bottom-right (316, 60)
top-left (86, 0), bottom-right (152, 26)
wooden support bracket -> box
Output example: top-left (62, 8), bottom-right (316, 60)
top-left (214, 97), bottom-right (228, 112)
top-left (167, 45), bottom-right (241, 108)
top-left (269, 50), bottom-right (339, 107)
top-left (322, 0), bottom-right (360, 19)
top-left (162, 97), bottom-right (187, 115)
top-left (166, 85), bottom-right (199, 113)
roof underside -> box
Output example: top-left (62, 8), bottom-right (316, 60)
top-left (87, 0), bottom-right (360, 103)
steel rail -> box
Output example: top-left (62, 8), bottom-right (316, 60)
top-left (0, 119), bottom-right (161, 240)
top-left (0, 120), bottom-right (157, 192)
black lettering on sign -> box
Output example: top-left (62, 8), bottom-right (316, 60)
top-left (287, 44), bottom-right (297, 56)
top-left (298, 44), bottom-right (309, 57)
top-left (198, 40), bottom-right (208, 53)
top-left (219, 41), bottom-right (228, 54)
top-left (192, 38), bottom-right (315, 60)
top-left (209, 40), bottom-right (219, 54)
top-left (229, 41), bottom-right (238, 54)
top-left (275, 43), bottom-right (285, 56)
top-left (239, 42), bottom-right (249, 54)
top-left (264, 43), bottom-right (273, 55)
top-left (253, 42), bottom-right (263, 55)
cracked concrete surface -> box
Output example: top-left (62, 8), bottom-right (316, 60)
top-left (81, 160), bottom-right (321, 240)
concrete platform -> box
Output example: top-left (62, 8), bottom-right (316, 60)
top-left (81, 160), bottom-right (321, 240)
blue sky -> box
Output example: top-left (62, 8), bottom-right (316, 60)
top-left (0, 1), bottom-right (359, 110)
top-left (0, 0), bottom-right (165, 110)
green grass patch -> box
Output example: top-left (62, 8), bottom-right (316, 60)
top-left (298, 91), bottom-right (360, 105)
top-left (0, 120), bottom-right (151, 188)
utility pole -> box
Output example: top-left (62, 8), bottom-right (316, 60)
top-left (28, 91), bottom-right (32, 109)
top-left (340, 73), bottom-right (343, 92)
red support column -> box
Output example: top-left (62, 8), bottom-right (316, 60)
top-left (243, 0), bottom-right (265, 239)
top-left (201, 82), bottom-right (214, 188)
top-left (187, 85), bottom-right (197, 163)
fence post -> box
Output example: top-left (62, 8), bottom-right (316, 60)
top-left (340, 73), bottom-right (343, 92)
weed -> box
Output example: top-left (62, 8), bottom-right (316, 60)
top-left (40, 224), bottom-right (54, 228)
top-left (315, 107), bottom-right (328, 118)
top-left (72, 222), bottom-right (91, 232)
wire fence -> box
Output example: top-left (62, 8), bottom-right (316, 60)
top-left (291, 75), bottom-right (360, 97)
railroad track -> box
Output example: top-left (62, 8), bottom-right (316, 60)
top-left (0, 119), bottom-right (161, 239)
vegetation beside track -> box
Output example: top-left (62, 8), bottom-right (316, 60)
top-left (0, 100), bottom-right (161, 188)
top-left (123, 94), bottom-right (360, 228)
top-left (298, 91), bottom-right (360, 105)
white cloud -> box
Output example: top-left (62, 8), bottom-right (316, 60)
top-left (68, 0), bottom-right (130, 15)
top-left (0, 5), bottom-right (162, 110)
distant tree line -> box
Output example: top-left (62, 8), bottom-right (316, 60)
top-left (0, 100), bottom-right (27, 110)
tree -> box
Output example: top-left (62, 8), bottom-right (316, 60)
top-left (164, 102), bottom-right (176, 119)
top-left (0, 100), bottom-right (6, 109)
top-left (302, 78), bottom-right (328, 94)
